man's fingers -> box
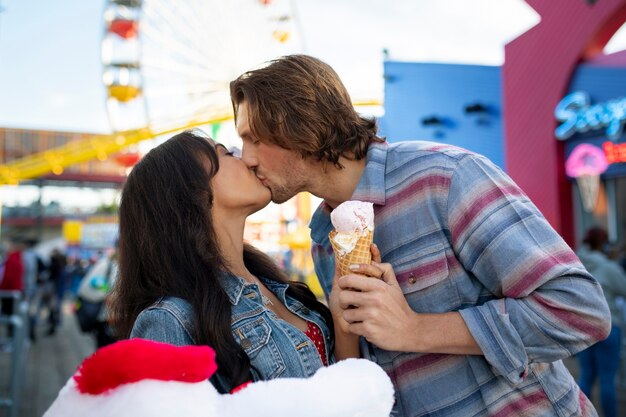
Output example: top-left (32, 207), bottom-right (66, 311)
top-left (347, 322), bottom-right (369, 338)
top-left (342, 307), bottom-right (366, 323)
top-left (338, 274), bottom-right (386, 292)
top-left (338, 290), bottom-right (366, 309)
top-left (370, 243), bottom-right (382, 263)
top-left (371, 261), bottom-right (399, 285)
top-left (348, 263), bottom-right (383, 279)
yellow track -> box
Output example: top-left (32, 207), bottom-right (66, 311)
top-left (0, 114), bottom-right (231, 185)
top-left (0, 100), bottom-right (381, 185)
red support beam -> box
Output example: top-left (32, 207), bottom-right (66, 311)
top-left (503, 0), bottom-right (626, 245)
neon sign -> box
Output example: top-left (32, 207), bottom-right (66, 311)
top-left (555, 92), bottom-right (626, 140)
top-left (602, 141), bottom-right (626, 164)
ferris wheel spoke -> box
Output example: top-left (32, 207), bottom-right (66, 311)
top-left (150, 92), bottom-right (230, 120)
top-left (142, 83), bottom-right (225, 99)
top-left (141, 58), bottom-right (221, 80)
top-left (175, 0), bottom-right (226, 51)
top-left (191, 0), bottom-right (278, 63)
top-left (141, 4), bottom-right (215, 64)
top-left (142, 51), bottom-right (244, 82)
top-left (147, 0), bottom-right (246, 66)
top-left (149, 106), bottom-right (230, 131)
top-left (140, 23), bottom-right (216, 71)
top-left (147, 89), bottom-right (228, 112)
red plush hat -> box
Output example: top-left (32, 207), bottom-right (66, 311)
top-left (73, 339), bottom-right (217, 395)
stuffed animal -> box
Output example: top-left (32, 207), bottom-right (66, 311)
top-left (44, 339), bottom-right (395, 417)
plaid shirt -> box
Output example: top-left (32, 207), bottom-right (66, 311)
top-left (310, 141), bottom-right (610, 417)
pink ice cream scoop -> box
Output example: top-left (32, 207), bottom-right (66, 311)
top-left (330, 201), bottom-right (374, 233)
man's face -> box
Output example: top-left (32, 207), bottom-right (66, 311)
top-left (236, 101), bottom-right (310, 204)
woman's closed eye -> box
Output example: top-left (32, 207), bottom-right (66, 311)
top-left (216, 144), bottom-right (241, 158)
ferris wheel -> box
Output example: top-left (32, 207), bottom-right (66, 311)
top-left (101, 0), bottom-right (303, 134)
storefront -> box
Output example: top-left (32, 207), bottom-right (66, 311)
top-left (503, 0), bottom-right (626, 246)
top-left (557, 63), bottom-right (626, 244)
top-left (382, 0), bottom-right (626, 248)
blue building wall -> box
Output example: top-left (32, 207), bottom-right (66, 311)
top-left (380, 62), bottom-right (504, 169)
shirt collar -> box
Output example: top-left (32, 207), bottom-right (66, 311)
top-left (351, 141), bottom-right (388, 206)
top-left (309, 202), bottom-right (333, 243)
top-left (309, 141), bottom-right (388, 243)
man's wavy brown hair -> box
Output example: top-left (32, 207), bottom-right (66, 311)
top-left (230, 54), bottom-right (381, 168)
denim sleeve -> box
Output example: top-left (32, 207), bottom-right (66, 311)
top-left (130, 308), bottom-right (195, 346)
top-left (447, 154), bottom-right (611, 385)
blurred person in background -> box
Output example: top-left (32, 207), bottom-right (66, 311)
top-left (0, 237), bottom-right (25, 337)
top-left (21, 239), bottom-right (39, 303)
top-left (110, 130), bottom-right (356, 394)
top-left (21, 238), bottom-right (40, 341)
top-left (47, 248), bottom-right (67, 335)
top-left (77, 242), bottom-right (118, 348)
top-left (576, 226), bottom-right (626, 417)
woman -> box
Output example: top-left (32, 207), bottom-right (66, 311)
top-left (110, 130), bottom-right (358, 394)
top-left (576, 226), bottom-right (626, 417)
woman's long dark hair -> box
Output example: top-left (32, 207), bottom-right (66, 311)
top-left (110, 130), bottom-right (332, 390)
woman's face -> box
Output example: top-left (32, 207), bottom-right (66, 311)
top-left (209, 142), bottom-right (271, 215)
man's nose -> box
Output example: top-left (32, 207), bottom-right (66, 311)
top-left (240, 144), bottom-right (257, 168)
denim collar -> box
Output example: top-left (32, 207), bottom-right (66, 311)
top-left (309, 141), bottom-right (388, 243)
top-left (220, 272), bottom-right (289, 305)
top-left (220, 272), bottom-right (246, 305)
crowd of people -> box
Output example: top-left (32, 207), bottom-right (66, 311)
top-left (0, 238), bottom-right (115, 347)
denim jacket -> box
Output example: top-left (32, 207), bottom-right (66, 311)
top-left (130, 273), bottom-right (333, 392)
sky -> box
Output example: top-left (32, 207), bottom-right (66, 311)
top-left (1, 0), bottom-right (626, 209)
top-left (0, 0), bottom-right (545, 134)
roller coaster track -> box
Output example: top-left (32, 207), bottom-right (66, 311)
top-left (0, 100), bottom-right (381, 185)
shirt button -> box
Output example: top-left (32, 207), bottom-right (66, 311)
top-left (302, 307), bottom-right (310, 315)
top-left (241, 338), bottom-right (252, 349)
top-left (408, 274), bottom-right (417, 284)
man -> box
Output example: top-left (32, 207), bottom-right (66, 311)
top-left (21, 238), bottom-right (40, 340)
top-left (0, 237), bottom-right (25, 337)
top-left (230, 55), bottom-right (611, 416)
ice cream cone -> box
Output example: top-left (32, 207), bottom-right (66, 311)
top-left (329, 229), bottom-right (374, 276)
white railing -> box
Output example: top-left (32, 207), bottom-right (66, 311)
top-left (0, 290), bottom-right (29, 417)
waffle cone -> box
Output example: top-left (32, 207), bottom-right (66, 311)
top-left (329, 229), bottom-right (374, 276)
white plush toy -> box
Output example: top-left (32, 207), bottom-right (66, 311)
top-left (44, 338), bottom-right (395, 417)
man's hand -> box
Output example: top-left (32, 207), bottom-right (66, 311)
top-left (329, 243), bottom-right (383, 334)
top-left (337, 246), bottom-right (482, 355)
top-left (337, 260), bottom-right (418, 352)
top-left (329, 243), bottom-right (387, 359)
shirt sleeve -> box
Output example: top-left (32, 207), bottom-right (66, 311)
top-left (130, 308), bottom-right (195, 346)
top-left (446, 154), bottom-right (611, 385)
